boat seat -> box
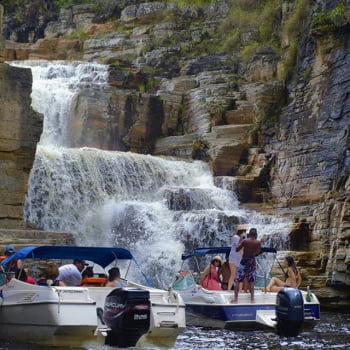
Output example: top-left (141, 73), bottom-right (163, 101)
top-left (80, 277), bottom-right (106, 286)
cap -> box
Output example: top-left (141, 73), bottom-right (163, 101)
top-left (5, 245), bottom-right (16, 254)
top-left (212, 255), bottom-right (222, 264)
top-left (73, 259), bottom-right (88, 266)
top-left (236, 224), bottom-right (246, 231)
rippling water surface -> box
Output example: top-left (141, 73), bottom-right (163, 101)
top-left (1, 312), bottom-right (349, 350)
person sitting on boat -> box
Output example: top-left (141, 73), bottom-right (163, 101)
top-left (57, 259), bottom-right (86, 286)
top-left (37, 265), bottom-right (59, 286)
top-left (263, 256), bottom-right (302, 293)
top-left (0, 245), bottom-right (23, 275)
top-left (232, 228), bottom-right (262, 303)
top-left (104, 267), bottom-right (126, 288)
top-left (217, 253), bottom-right (231, 290)
top-left (14, 268), bottom-right (35, 284)
top-left (227, 225), bottom-right (246, 291)
top-left (200, 256), bottom-right (222, 290)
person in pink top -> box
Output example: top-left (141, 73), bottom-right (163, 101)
top-left (201, 256), bottom-right (222, 290)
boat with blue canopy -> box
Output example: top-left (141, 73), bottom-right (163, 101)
top-left (171, 246), bottom-right (320, 336)
top-left (0, 245), bottom-right (186, 347)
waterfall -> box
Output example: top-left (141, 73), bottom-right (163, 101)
top-left (10, 60), bottom-right (292, 288)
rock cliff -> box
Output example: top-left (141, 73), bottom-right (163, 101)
top-left (0, 1), bottom-right (349, 308)
top-left (0, 60), bottom-right (42, 228)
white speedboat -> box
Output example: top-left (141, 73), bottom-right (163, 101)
top-left (172, 247), bottom-right (320, 336)
top-left (0, 246), bottom-right (186, 347)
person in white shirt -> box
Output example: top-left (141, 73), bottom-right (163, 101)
top-left (227, 225), bottom-right (246, 291)
top-left (57, 260), bottom-right (86, 286)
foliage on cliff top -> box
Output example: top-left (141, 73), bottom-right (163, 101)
top-left (312, 1), bottom-right (349, 35)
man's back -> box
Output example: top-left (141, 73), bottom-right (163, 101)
top-left (242, 238), bottom-right (261, 257)
top-left (57, 264), bottom-right (82, 286)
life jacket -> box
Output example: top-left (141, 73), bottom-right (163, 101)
top-left (80, 277), bottom-right (106, 286)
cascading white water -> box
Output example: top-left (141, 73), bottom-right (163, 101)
top-left (11, 60), bottom-right (292, 288)
top-left (10, 60), bottom-right (109, 147)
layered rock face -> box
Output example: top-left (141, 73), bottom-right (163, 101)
top-left (264, 29), bottom-right (350, 305)
top-left (0, 1), bottom-right (349, 307)
top-left (0, 63), bottom-right (42, 228)
top-left (0, 4), bottom-right (3, 63)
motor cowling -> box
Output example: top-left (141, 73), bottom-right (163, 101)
top-left (103, 287), bottom-right (150, 347)
top-left (276, 287), bottom-right (304, 337)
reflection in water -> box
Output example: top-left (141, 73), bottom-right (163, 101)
top-left (1, 313), bottom-right (349, 350)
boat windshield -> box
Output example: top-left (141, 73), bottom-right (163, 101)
top-left (172, 273), bottom-right (196, 291)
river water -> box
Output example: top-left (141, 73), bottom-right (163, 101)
top-left (1, 312), bottom-right (349, 350)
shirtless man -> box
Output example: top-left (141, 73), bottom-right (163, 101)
top-left (217, 254), bottom-right (231, 290)
top-left (232, 228), bottom-right (262, 303)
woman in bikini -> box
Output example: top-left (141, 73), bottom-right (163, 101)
top-left (264, 256), bottom-right (302, 292)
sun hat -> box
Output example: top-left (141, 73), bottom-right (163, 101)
top-left (236, 224), bottom-right (247, 231)
top-left (212, 256), bottom-right (222, 264)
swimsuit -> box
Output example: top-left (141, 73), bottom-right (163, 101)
top-left (235, 257), bottom-right (257, 283)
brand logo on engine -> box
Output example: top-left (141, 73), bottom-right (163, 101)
top-left (105, 302), bottom-right (124, 309)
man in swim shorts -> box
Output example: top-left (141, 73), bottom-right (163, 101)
top-left (232, 228), bottom-right (262, 303)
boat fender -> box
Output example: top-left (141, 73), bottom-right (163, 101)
top-left (171, 291), bottom-right (180, 312)
top-left (276, 287), bottom-right (304, 337)
top-left (96, 307), bottom-right (105, 325)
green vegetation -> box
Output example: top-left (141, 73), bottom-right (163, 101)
top-left (2, 0), bottom-right (58, 28)
top-left (278, 0), bottom-right (311, 81)
top-left (218, 0), bottom-right (313, 82)
top-left (312, 1), bottom-right (348, 34)
top-left (54, 0), bottom-right (91, 9)
top-left (220, 0), bottom-right (282, 55)
top-left (66, 28), bottom-right (90, 41)
top-left (240, 41), bottom-right (259, 62)
top-left (164, 0), bottom-right (216, 7)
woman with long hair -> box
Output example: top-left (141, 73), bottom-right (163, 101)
top-left (200, 256), bottom-right (222, 290)
top-left (264, 256), bottom-right (302, 292)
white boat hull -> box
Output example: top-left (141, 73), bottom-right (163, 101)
top-left (0, 278), bottom-right (186, 347)
top-left (175, 285), bottom-right (320, 331)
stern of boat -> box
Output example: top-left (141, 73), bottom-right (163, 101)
top-left (136, 287), bottom-right (186, 347)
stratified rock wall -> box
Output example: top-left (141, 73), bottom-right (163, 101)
top-left (264, 21), bottom-right (350, 307)
top-left (0, 63), bottom-right (42, 228)
top-left (0, 4), bottom-right (4, 63)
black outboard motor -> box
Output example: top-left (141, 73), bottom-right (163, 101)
top-left (103, 288), bottom-right (150, 347)
top-left (276, 287), bottom-right (304, 337)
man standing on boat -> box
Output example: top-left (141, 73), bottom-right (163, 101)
top-left (227, 225), bottom-right (246, 291)
top-left (232, 228), bottom-right (262, 303)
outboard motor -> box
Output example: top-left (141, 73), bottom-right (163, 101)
top-left (103, 288), bottom-right (150, 347)
top-left (276, 287), bottom-right (304, 337)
